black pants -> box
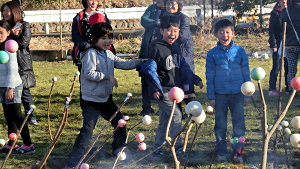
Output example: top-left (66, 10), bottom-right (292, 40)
top-left (66, 95), bottom-right (126, 167)
top-left (269, 51), bottom-right (289, 92)
top-left (21, 88), bottom-right (36, 120)
top-left (2, 103), bottom-right (32, 146)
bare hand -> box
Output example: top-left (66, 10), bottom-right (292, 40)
top-left (109, 75), bottom-right (118, 88)
top-left (153, 91), bottom-right (162, 100)
top-left (209, 100), bottom-right (215, 108)
top-left (198, 81), bottom-right (204, 89)
top-left (5, 88), bottom-right (14, 101)
top-left (11, 26), bottom-right (21, 35)
top-left (271, 48), bottom-right (277, 53)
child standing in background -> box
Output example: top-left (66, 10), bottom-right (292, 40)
top-left (0, 20), bottom-right (35, 155)
top-left (206, 19), bottom-right (250, 164)
top-left (65, 22), bottom-right (146, 168)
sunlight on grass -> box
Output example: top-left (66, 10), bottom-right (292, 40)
top-left (0, 58), bottom-right (299, 168)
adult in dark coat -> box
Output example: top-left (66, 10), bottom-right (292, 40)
top-left (139, 0), bottom-right (167, 116)
top-left (281, 0), bottom-right (300, 93)
top-left (1, 1), bottom-right (37, 125)
top-left (268, 0), bottom-right (288, 96)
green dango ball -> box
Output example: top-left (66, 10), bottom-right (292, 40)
top-left (251, 67), bottom-right (266, 81)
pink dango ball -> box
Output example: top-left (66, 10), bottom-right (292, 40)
top-left (291, 77), bottom-right (300, 91)
top-left (168, 86), bottom-right (184, 103)
top-left (138, 142), bottom-right (147, 150)
top-left (0, 51), bottom-right (9, 64)
top-left (80, 163), bottom-right (89, 169)
top-left (136, 133), bottom-right (145, 142)
top-left (5, 40), bottom-right (18, 53)
top-left (238, 136), bottom-right (246, 143)
top-left (118, 119), bottom-right (126, 127)
top-left (123, 116), bottom-right (129, 121)
top-left (65, 97), bottom-right (71, 102)
top-left (9, 133), bottom-right (17, 141)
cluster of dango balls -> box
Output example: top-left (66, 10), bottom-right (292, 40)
top-left (78, 115), bottom-right (152, 169)
top-left (241, 67), bottom-right (300, 149)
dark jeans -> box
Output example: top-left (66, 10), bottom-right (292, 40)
top-left (66, 95), bottom-right (126, 167)
top-left (3, 103), bottom-right (32, 146)
top-left (141, 75), bottom-right (151, 109)
top-left (22, 88), bottom-right (36, 120)
top-left (269, 51), bottom-right (289, 92)
top-left (214, 93), bottom-right (245, 157)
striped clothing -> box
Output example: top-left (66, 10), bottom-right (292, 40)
top-left (0, 52), bottom-right (22, 88)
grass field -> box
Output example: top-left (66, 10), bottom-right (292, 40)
top-left (0, 58), bottom-right (300, 169)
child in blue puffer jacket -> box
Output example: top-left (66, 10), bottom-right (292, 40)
top-left (205, 19), bottom-right (250, 164)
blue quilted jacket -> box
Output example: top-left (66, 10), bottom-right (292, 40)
top-left (206, 40), bottom-right (250, 100)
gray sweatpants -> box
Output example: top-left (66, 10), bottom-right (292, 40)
top-left (154, 93), bottom-right (182, 149)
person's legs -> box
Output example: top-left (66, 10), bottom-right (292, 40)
top-left (2, 103), bottom-right (19, 146)
top-left (139, 75), bottom-right (154, 116)
top-left (214, 94), bottom-right (229, 157)
top-left (98, 95), bottom-right (126, 156)
top-left (154, 93), bottom-right (182, 150)
top-left (284, 57), bottom-right (289, 93)
top-left (286, 48), bottom-right (299, 92)
top-left (4, 84), bottom-right (32, 146)
top-left (21, 88), bottom-right (37, 125)
top-left (229, 93), bottom-right (245, 157)
top-left (269, 51), bottom-right (280, 92)
top-left (66, 100), bottom-right (100, 167)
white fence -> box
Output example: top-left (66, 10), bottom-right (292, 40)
top-left (18, 5), bottom-right (273, 23)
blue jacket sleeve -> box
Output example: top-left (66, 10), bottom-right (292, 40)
top-left (240, 49), bottom-right (251, 82)
top-left (206, 50), bottom-right (216, 100)
top-left (141, 5), bottom-right (160, 30)
top-left (136, 59), bottom-right (163, 99)
top-left (176, 57), bottom-right (201, 94)
top-left (240, 48), bottom-right (251, 98)
top-left (72, 15), bottom-right (91, 51)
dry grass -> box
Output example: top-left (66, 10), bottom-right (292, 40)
top-left (30, 30), bottom-right (270, 55)
top-left (30, 37), bottom-right (74, 51)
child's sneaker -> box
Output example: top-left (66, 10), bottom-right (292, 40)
top-left (150, 148), bottom-right (165, 159)
top-left (175, 146), bottom-right (183, 156)
top-left (268, 91), bottom-right (279, 96)
top-left (233, 155), bottom-right (243, 164)
top-left (0, 145), bottom-right (19, 154)
top-left (216, 155), bottom-right (227, 163)
top-left (13, 144), bottom-right (36, 155)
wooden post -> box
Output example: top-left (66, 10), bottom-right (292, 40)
top-left (59, 0), bottom-right (63, 59)
top-left (278, 22), bottom-right (287, 117)
top-left (211, 0), bottom-right (213, 19)
top-left (203, 0), bottom-right (206, 23)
